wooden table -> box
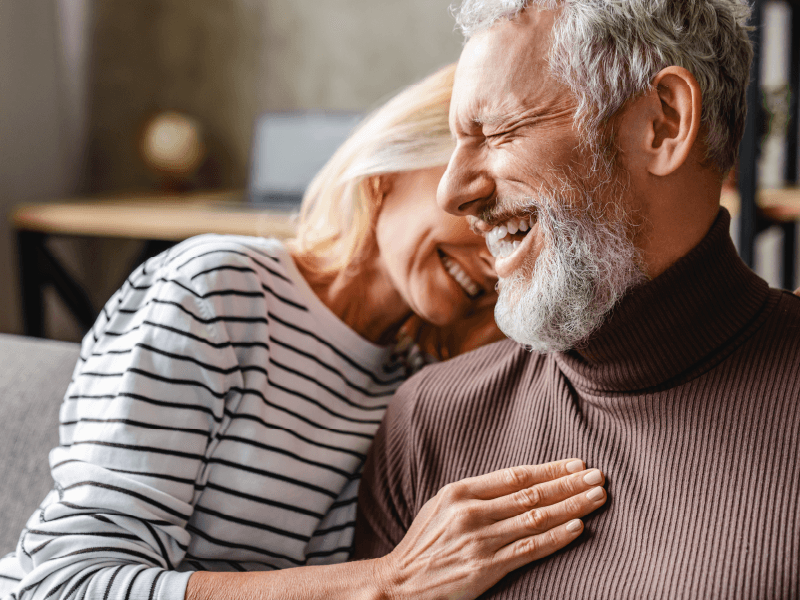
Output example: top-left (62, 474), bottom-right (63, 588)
top-left (721, 186), bottom-right (800, 220)
top-left (12, 190), bottom-right (297, 337)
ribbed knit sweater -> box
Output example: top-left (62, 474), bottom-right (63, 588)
top-left (353, 209), bottom-right (800, 599)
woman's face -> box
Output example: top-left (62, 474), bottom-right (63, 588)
top-left (374, 165), bottom-right (498, 327)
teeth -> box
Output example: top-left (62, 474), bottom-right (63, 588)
top-left (441, 255), bottom-right (481, 298)
top-left (485, 214), bottom-right (535, 259)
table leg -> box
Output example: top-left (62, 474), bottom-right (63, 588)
top-left (17, 231), bottom-right (46, 337)
top-left (782, 221), bottom-right (797, 290)
top-left (36, 241), bottom-right (97, 332)
top-left (17, 230), bottom-right (98, 337)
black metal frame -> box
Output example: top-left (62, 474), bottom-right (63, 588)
top-left (17, 231), bottom-right (174, 338)
top-left (739, 0), bottom-right (799, 290)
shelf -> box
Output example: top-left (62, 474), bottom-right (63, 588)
top-left (720, 186), bottom-right (800, 222)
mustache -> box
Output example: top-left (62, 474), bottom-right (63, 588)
top-left (472, 198), bottom-right (541, 230)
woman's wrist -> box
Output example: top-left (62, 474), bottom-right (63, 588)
top-left (367, 555), bottom-right (400, 600)
top-left (185, 558), bottom-right (393, 600)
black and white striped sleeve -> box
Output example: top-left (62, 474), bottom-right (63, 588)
top-left (11, 253), bottom-right (242, 600)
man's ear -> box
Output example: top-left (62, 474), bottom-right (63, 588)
top-left (620, 66), bottom-right (702, 177)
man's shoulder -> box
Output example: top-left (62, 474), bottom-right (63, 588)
top-left (763, 287), bottom-right (800, 348)
top-left (774, 287), bottom-right (800, 315)
top-left (757, 287), bottom-right (800, 346)
top-left (716, 287), bottom-right (800, 400)
top-left (393, 338), bottom-right (551, 420)
top-left (423, 337), bottom-right (540, 381)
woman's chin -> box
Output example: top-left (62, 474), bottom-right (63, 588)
top-left (415, 303), bottom-right (465, 329)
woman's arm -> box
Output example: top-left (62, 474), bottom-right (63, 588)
top-left (10, 245), bottom-right (240, 600)
top-left (186, 460), bottom-right (607, 600)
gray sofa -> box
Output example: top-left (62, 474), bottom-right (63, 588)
top-left (0, 333), bottom-right (81, 552)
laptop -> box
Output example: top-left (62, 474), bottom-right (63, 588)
top-left (246, 111), bottom-right (363, 210)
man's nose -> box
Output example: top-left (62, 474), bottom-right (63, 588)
top-left (437, 146), bottom-right (494, 217)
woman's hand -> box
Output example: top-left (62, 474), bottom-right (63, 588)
top-left (373, 459), bottom-right (606, 600)
top-left (187, 459), bottom-right (604, 600)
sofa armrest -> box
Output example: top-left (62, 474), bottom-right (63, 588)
top-left (0, 334), bottom-right (81, 552)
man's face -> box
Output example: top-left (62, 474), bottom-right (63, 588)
top-left (440, 9), bottom-right (581, 279)
top-left (438, 8), bottom-right (645, 351)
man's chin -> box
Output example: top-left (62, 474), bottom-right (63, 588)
top-left (493, 266), bottom-right (618, 353)
top-left (495, 299), bottom-right (597, 353)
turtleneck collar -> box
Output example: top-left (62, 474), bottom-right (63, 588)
top-left (554, 208), bottom-right (772, 393)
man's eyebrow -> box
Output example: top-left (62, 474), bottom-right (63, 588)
top-left (451, 113), bottom-right (508, 139)
top-left (472, 113), bottom-right (506, 126)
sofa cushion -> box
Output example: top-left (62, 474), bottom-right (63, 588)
top-left (0, 334), bottom-right (81, 552)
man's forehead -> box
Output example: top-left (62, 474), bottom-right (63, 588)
top-left (451, 8), bottom-right (559, 126)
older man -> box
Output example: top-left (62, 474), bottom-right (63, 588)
top-left (353, 1), bottom-right (800, 598)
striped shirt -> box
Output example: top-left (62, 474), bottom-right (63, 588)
top-left (0, 235), bottom-right (407, 600)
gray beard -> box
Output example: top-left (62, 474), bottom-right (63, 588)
top-left (494, 187), bottom-right (645, 353)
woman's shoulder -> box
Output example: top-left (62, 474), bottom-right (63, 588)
top-left (92, 235), bottom-right (304, 342)
top-left (165, 234), bottom-right (290, 275)
top-left (141, 234), bottom-right (299, 296)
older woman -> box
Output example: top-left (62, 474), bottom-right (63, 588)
top-left (0, 64), bottom-right (606, 600)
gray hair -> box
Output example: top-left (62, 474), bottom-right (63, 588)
top-left (452, 0), bottom-right (753, 174)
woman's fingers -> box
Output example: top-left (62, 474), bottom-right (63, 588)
top-left (458, 459), bottom-right (586, 500)
top-left (487, 468), bottom-right (605, 520)
top-left (492, 486), bottom-right (607, 570)
top-left (490, 483), bottom-right (607, 549)
top-left (495, 519), bottom-right (587, 571)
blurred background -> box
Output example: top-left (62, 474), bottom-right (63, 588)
top-left (0, 0), bottom-right (463, 340)
top-left (1, 0), bottom-right (798, 342)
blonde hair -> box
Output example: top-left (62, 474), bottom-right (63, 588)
top-left (288, 63), bottom-right (456, 275)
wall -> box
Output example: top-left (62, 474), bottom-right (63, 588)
top-left (1, 0), bottom-right (463, 339)
top-left (0, 0), bottom-right (92, 336)
top-left (85, 0), bottom-right (463, 193)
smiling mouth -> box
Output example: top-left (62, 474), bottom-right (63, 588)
top-left (485, 211), bottom-right (538, 259)
top-left (438, 250), bottom-right (484, 299)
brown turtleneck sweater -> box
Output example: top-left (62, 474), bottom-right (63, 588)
top-left (353, 209), bottom-right (800, 599)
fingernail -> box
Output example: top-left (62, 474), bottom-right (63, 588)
top-left (566, 460), bottom-right (584, 473)
top-left (566, 519), bottom-right (582, 532)
top-left (583, 469), bottom-right (602, 485)
top-left (587, 487), bottom-right (604, 501)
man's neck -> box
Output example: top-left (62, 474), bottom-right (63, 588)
top-left (634, 169), bottom-right (723, 279)
top-left (558, 208), bottom-right (771, 392)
